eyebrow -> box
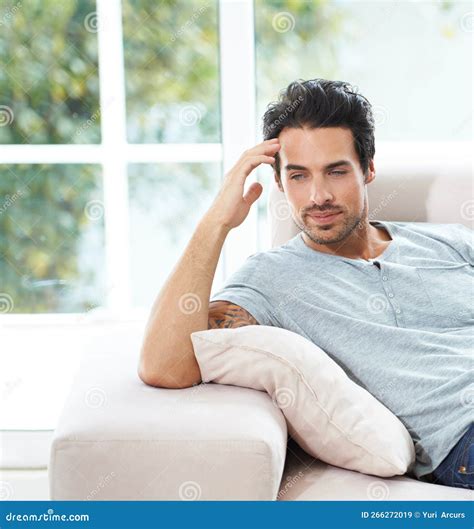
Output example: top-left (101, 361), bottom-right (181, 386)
top-left (284, 160), bottom-right (352, 172)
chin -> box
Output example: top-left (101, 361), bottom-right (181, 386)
top-left (301, 216), bottom-right (348, 244)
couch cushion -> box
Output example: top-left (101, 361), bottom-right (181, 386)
top-left (278, 439), bottom-right (473, 501)
top-left (191, 325), bottom-right (415, 478)
top-left (49, 330), bottom-right (287, 500)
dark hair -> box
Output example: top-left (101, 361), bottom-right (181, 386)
top-left (262, 78), bottom-right (375, 182)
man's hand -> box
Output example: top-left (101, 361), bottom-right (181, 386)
top-left (207, 138), bottom-right (280, 230)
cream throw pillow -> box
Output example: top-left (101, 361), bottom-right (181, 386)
top-left (191, 325), bottom-right (415, 477)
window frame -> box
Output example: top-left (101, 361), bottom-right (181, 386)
top-left (0, 0), bottom-right (237, 321)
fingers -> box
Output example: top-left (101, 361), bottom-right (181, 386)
top-left (224, 139), bottom-right (280, 187)
top-left (234, 155), bottom-right (275, 177)
top-left (243, 182), bottom-right (263, 206)
top-left (240, 138), bottom-right (280, 160)
top-left (234, 139), bottom-right (280, 175)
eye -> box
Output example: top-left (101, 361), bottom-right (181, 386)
top-left (330, 171), bottom-right (347, 176)
top-left (290, 174), bottom-right (305, 180)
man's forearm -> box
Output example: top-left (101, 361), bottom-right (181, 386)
top-left (138, 211), bottom-right (230, 388)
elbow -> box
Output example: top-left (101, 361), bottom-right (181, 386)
top-left (137, 354), bottom-right (202, 390)
top-left (137, 359), bottom-right (172, 388)
top-left (137, 360), bottom-right (161, 387)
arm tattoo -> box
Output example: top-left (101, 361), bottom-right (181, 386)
top-left (208, 300), bottom-right (258, 329)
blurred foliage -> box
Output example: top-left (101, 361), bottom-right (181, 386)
top-left (0, 164), bottom-right (104, 312)
top-left (0, 0), bottom-right (100, 144)
top-left (255, 0), bottom-right (345, 118)
top-left (123, 0), bottom-right (220, 143)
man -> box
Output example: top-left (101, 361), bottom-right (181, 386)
top-left (139, 79), bottom-right (473, 490)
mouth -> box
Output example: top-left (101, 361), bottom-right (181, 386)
top-left (306, 211), bottom-right (342, 225)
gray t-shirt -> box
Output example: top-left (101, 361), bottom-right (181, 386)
top-left (210, 220), bottom-right (474, 479)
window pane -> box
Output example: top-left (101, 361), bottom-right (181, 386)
top-left (128, 163), bottom-right (220, 307)
top-left (0, 164), bottom-right (105, 312)
top-left (0, 0), bottom-right (100, 144)
top-left (122, 0), bottom-right (221, 143)
top-left (255, 0), bottom-right (472, 141)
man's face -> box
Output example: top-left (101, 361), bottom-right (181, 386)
top-left (275, 126), bottom-right (375, 246)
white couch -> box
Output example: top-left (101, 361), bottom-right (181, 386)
top-left (49, 167), bottom-right (473, 501)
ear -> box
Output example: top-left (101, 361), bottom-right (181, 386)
top-left (364, 159), bottom-right (376, 185)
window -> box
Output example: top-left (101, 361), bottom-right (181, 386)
top-left (0, 0), bottom-right (100, 145)
top-left (123, 0), bottom-right (221, 144)
top-left (0, 0), bottom-right (229, 315)
top-left (255, 0), bottom-right (471, 142)
top-left (0, 164), bottom-right (104, 312)
top-left (253, 0), bottom-right (472, 249)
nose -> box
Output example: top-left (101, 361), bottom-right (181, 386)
top-left (308, 176), bottom-right (334, 206)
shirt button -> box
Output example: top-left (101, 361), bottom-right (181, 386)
top-left (388, 293), bottom-right (394, 298)
top-left (395, 309), bottom-right (401, 314)
top-left (382, 276), bottom-right (388, 281)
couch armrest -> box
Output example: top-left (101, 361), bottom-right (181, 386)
top-left (49, 339), bottom-right (287, 500)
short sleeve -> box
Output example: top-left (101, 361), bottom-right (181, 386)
top-left (210, 254), bottom-right (280, 327)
